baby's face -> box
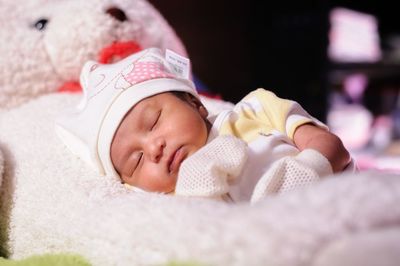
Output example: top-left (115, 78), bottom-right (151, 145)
top-left (111, 92), bottom-right (209, 193)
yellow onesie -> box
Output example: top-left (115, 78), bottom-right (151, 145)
top-left (206, 88), bottom-right (328, 201)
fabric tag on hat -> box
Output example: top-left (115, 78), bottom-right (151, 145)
top-left (165, 49), bottom-right (190, 79)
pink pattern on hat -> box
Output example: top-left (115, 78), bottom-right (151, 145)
top-left (124, 62), bottom-right (174, 85)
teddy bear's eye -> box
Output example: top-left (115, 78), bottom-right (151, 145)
top-left (33, 18), bottom-right (49, 31)
top-left (105, 7), bottom-right (127, 22)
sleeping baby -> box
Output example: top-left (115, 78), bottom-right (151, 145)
top-left (55, 47), bottom-right (355, 203)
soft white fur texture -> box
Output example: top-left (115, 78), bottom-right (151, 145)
top-left (0, 149), bottom-right (3, 187)
top-left (1, 93), bottom-right (400, 266)
top-left (0, 0), bottom-right (186, 109)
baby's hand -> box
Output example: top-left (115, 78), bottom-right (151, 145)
top-left (251, 149), bottom-right (333, 203)
top-left (175, 135), bottom-right (248, 198)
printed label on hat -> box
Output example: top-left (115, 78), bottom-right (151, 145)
top-left (165, 49), bottom-right (190, 79)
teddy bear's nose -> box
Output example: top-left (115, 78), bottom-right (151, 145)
top-left (106, 7), bottom-right (128, 22)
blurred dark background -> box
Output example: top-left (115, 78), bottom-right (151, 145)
top-left (149, 0), bottom-right (400, 122)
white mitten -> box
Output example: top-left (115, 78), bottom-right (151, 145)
top-left (251, 149), bottom-right (333, 203)
top-left (175, 135), bottom-right (248, 199)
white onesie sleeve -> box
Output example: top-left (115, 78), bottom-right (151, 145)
top-left (175, 135), bottom-right (248, 199)
top-left (251, 149), bottom-right (333, 203)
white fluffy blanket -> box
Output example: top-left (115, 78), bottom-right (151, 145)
top-left (1, 93), bottom-right (400, 266)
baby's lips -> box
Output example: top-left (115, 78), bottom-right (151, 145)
top-left (98, 41), bottom-right (142, 64)
top-left (168, 147), bottom-right (188, 173)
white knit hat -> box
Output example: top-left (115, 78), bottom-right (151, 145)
top-left (55, 47), bottom-right (198, 178)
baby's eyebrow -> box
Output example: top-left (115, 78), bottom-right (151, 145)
top-left (137, 104), bottom-right (159, 130)
top-left (131, 102), bottom-right (150, 128)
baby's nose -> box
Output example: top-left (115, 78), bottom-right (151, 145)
top-left (146, 138), bottom-right (165, 163)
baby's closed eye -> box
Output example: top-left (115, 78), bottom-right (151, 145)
top-left (131, 152), bottom-right (143, 174)
top-left (122, 151), bottom-right (142, 177)
top-left (150, 110), bottom-right (161, 131)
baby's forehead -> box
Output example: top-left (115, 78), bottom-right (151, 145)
top-left (132, 91), bottom-right (185, 108)
top-left (130, 92), bottom-right (167, 111)
top-left (117, 93), bottom-right (168, 131)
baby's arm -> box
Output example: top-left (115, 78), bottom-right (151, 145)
top-left (293, 123), bottom-right (351, 173)
top-left (175, 135), bottom-right (248, 199)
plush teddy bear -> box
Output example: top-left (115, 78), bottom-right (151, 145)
top-left (0, 0), bottom-right (186, 108)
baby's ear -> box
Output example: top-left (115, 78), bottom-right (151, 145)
top-left (187, 94), bottom-right (208, 118)
top-left (198, 104), bottom-right (209, 119)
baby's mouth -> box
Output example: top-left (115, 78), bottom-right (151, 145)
top-left (168, 146), bottom-right (187, 173)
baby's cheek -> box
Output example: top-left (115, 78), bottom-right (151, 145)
top-left (143, 166), bottom-right (175, 192)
